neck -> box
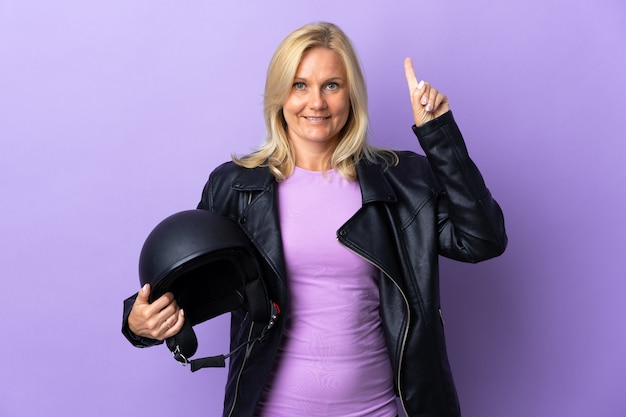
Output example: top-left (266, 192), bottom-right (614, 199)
top-left (295, 158), bottom-right (331, 171)
top-left (291, 139), bottom-right (338, 172)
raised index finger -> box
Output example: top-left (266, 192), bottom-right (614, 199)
top-left (404, 57), bottom-right (420, 91)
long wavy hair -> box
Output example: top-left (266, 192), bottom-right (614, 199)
top-left (233, 22), bottom-right (397, 181)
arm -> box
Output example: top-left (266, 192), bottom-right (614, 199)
top-left (404, 58), bottom-right (507, 262)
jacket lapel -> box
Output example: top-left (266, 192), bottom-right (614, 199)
top-left (230, 167), bottom-right (287, 285)
top-left (340, 160), bottom-right (404, 281)
top-left (355, 160), bottom-right (397, 204)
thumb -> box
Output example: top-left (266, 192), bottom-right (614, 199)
top-left (135, 283), bottom-right (151, 304)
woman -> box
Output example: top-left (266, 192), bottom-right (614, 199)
top-left (123, 22), bottom-right (507, 417)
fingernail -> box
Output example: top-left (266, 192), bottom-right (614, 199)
top-left (417, 80), bottom-right (425, 90)
top-left (425, 104), bottom-right (433, 112)
top-left (420, 96), bottom-right (428, 105)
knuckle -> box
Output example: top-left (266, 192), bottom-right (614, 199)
top-left (146, 317), bottom-right (160, 330)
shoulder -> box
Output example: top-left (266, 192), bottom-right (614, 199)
top-left (379, 150), bottom-right (435, 181)
top-left (209, 160), bottom-right (242, 182)
top-left (198, 161), bottom-right (274, 210)
top-left (201, 161), bottom-right (239, 201)
top-left (374, 150), bottom-right (441, 198)
top-left (207, 161), bottom-right (268, 190)
top-left (360, 148), bottom-right (437, 184)
top-left (197, 161), bottom-right (243, 211)
top-left (394, 150), bottom-right (428, 166)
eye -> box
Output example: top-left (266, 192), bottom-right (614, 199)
top-left (325, 82), bottom-right (339, 91)
top-left (293, 82), bottom-right (306, 90)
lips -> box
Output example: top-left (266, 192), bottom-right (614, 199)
top-left (304, 116), bottom-right (331, 122)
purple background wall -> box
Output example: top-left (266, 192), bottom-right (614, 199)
top-left (1, 1), bottom-right (624, 416)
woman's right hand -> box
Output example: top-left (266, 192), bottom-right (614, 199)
top-left (128, 283), bottom-right (185, 341)
top-left (404, 57), bottom-right (450, 126)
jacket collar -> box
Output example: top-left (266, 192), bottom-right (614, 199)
top-left (230, 166), bottom-right (274, 192)
top-left (355, 159), bottom-right (398, 204)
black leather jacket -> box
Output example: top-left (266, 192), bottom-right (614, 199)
top-left (122, 111), bottom-right (507, 417)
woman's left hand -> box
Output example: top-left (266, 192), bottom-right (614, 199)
top-left (404, 57), bottom-right (449, 126)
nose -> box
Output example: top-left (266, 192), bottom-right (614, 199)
top-left (308, 88), bottom-right (327, 110)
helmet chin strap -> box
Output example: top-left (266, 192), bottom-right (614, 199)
top-left (166, 301), bottom-right (280, 372)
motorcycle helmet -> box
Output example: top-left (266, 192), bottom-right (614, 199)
top-left (138, 209), bottom-right (279, 371)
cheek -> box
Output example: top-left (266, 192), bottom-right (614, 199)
top-left (283, 94), bottom-right (306, 113)
top-left (336, 97), bottom-right (351, 124)
top-left (281, 102), bottom-right (297, 124)
top-left (336, 93), bottom-right (350, 115)
top-left (282, 101), bottom-right (301, 130)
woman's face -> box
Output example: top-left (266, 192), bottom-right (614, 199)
top-left (282, 47), bottom-right (350, 155)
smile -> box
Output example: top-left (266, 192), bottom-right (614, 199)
top-left (304, 116), bottom-right (331, 122)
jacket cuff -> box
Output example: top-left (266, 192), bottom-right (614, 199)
top-left (411, 110), bottom-right (455, 138)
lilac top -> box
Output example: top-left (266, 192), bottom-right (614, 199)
top-left (255, 167), bottom-right (397, 417)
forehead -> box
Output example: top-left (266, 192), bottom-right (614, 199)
top-left (295, 47), bottom-right (346, 78)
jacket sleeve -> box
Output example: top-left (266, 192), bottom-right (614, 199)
top-left (412, 111), bottom-right (507, 263)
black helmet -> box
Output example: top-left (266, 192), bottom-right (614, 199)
top-left (138, 209), bottom-right (279, 371)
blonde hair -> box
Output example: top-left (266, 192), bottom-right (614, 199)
top-left (233, 22), bottom-right (396, 181)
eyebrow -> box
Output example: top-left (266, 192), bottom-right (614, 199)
top-left (292, 76), bottom-right (344, 83)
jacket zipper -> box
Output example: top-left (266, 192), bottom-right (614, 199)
top-left (226, 321), bottom-right (255, 417)
top-left (230, 190), bottom-right (285, 417)
top-left (339, 239), bottom-right (411, 417)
